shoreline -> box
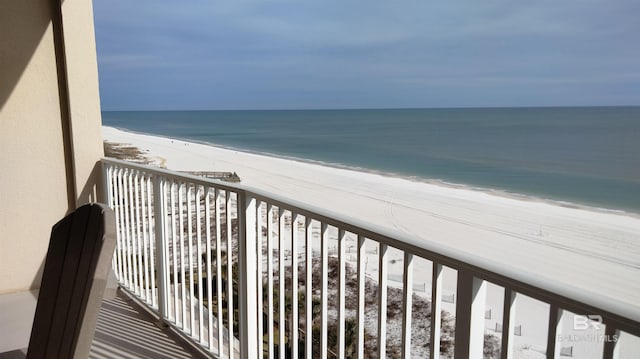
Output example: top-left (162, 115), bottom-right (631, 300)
top-left (103, 125), bottom-right (638, 219)
top-left (101, 125), bottom-right (640, 271)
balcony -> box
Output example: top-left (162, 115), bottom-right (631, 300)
top-left (99, 157), bottom-right (640, 358)
top-left (2, 158), bottom-right (638, 358)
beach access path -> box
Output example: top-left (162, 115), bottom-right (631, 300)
top-left (103, 126), bottom-right (640, 353)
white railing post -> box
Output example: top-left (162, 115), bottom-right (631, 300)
top-left (291, 213), bottom-right (300, 358)
top-left (305, 218), bottom-right (313, 359)
top-left (226, 192), bottom-right (234, 358)
top-left (114, 168), bottom-right (125, 282)
top-left (256, 201), bottom-right (264, 358)
top-left (215, 189), bottom-right (224, 356)
top-left (470, 278), bottom-right (487, 356)
top-left (500, 288), bottom-right (517, 359)
top-left (603, 324), bottom-right (619, 359)
top-left (337, 229), bottom-right (346, 359)
top-left (356, 235), bottom-right (366, 359)
top-left (454, 270), bottom-right (486, 359)
top-left (153, 175), bottom-right (169, 323)
top-left (279, 209), bottom-right (286, 359)
top-left (102, 162), bottom-right (112, 206)
top-left (401, 253), bottom-right (414, 359)
top-left (267, 204), bottom-right (275, 357)
top-left (238, 192), bottom-right (259, 359)
top-left (321, 223), bottom-right (329, 358)
top-left (546, 305), bottom-right (562, 359)
top-left (430, 262), bottom-right (443, 359)
top-left (377, 243), bottom-right (389, 359)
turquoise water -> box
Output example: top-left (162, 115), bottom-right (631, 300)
top-left (102, 107), bottom-right (640, 213)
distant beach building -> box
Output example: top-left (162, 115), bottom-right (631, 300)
top-left (182, 171), bottom-right (241, 183)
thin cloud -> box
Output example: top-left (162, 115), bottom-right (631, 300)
top-left (93, 0), bottom-right (640, 110)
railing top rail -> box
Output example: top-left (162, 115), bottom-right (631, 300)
top-left (102, 157), bottom-right (640, 335)
top-left (102, 157), bottom-right (242, 193)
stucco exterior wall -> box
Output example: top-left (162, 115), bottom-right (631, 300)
top-left (63, 0), bottom-right (105, 205)
top-left (0, 0), bottom-right (104, 294)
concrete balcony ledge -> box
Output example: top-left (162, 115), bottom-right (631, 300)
top-left (0, 290), bottom-right (38, 357)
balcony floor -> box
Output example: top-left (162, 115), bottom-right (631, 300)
top-left (0, 289), bottom-right (205, 359)
top-left (90, 289), bottom-right (205, 359)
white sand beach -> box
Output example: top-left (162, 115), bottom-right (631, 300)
top-left (103, 126), bottom-right (640, 356)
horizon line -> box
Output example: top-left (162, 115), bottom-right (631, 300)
top-left (100, 104), bottom-right (640, 112)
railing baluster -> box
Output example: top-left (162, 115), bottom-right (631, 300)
top-left (138, 173), bottom-right (145, 298)
top-left (147, 176), bottom-right (156, 308)
top-left (105, 166), bottom-right (118, 280)
top-left (471, 278), bottom-right (487, 358)
top-left (377, 243), bottom-right (388, 359)
top-left (291, 213), bottom-right (299, 359)
top-left (430, 262), bottom-right (443, 359)
top-left (267, 204), bottom-right (275, 358)
top-left (126, 170), bottom-right (136, 291)
top-left (321, 223), bottom-right (329, 359)
top-left (215, 189), bottom-right (224, 356)
top-left (338, 229), bottom-right (346, 359)
top-left (140, 173), bottom-right (148, 299)
top-left (122, 169), bottom-right (132, 287)
top-left (454, 271), bottom-right (486, 359)
top-left (602, 324), bottom-right (618, 359)
top-left (141, 172), bottom-right (149, 302)
top-left (146, 175), bottom-right (153, 303)
top-left (153, 175), bottom-right (169, 322)
top-left (226, 191), bottom-right (234, 359)
top-left (128, 171), bottom-right (139, 294)
top-left (205, 187), bottom-right (214, 350)
top-left (107, 166), bottom-right (115, 278)
top-left (114, 168), bottom-right (124, 282)
top-left (126, 170), bottom-right (138, 293)
top-left (546, 305), bottom-right (562, 359)
top-left (103, 164), bottom-right (113, 213)
top-left (122, 169), bottom-right (130, 286)
top-left (500, 288), bottom-right (516, 359)
top-left (196, 186), bottom-right (204, 342)
top-left (257, 202), bottom-right (264, 358)
top-left (356, 235), bottom-right (366, 359)
top-left (305, 218), bottom-right (313, 359)
top-left (134, 172), bottom-right (143, 297)
top-left (128, 170), bottom-right (140, 296)
top-left (143, 174), bottom-right (151, 302)
top-left (188, 185), bottom-right (195, 335)
top-left (279, 208), bottom-right (286, 359)
top-left (162, 178), bottom-right (172, 315)
top-left (140, 174), bottom-right (149, 302)
top-left (238, 193), bottom-right (259, 359)
top-left (170, 181), bottom-right (178, 322)
top-left (401, 253), bottom-right (414, 359)
top-left (138, 172), bottom-right (146, 298)
top-left (179, 182), bottom-right (187, 330)
top-left (143, 173), bottom-right (151, 303)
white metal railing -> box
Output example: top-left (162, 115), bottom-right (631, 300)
top-left (102, 158), bottom-right (640, 359)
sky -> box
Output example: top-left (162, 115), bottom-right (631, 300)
top-left (93, 0), bottom-right (640, 110)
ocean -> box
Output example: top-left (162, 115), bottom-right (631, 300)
top-left (102, 107), bottom-right (640, 214)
